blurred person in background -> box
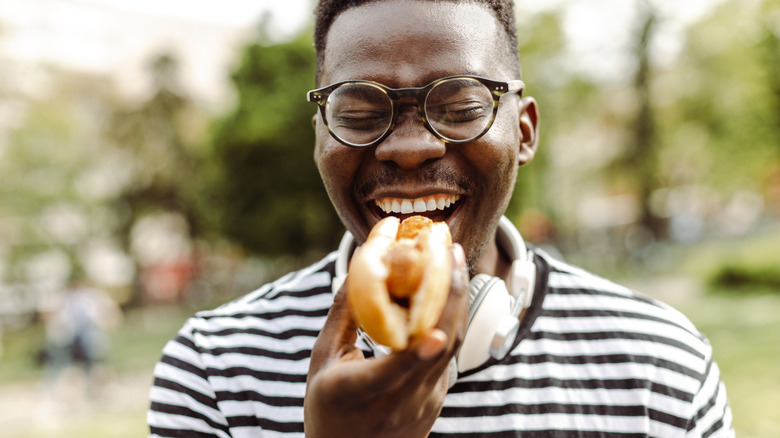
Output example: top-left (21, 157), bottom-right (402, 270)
top-left (39, 275), bottom-right (122, 402)
top-left (148, 0), bottom-right (734, 436)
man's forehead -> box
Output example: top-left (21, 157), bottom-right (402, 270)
top-left (320, 0), bottom-right (508, 85)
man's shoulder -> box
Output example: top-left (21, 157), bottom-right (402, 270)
top-left (534, 248), bottom-right (710, 357)
top-left (150, 254), bottom-right (340, 425)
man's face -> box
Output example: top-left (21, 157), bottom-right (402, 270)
top-left (315, 0), bottom-right (537, 270)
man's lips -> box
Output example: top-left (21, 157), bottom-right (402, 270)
top-left (373, 193), bottom-right (462, 215)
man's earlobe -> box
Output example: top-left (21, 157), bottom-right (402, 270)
top-left (518, 97), bottom-right (540, 165)
top-left (312, 114), bottom-right (318, 130)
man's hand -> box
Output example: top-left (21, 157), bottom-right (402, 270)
top-left (304, 244), bottom-right (470, 438)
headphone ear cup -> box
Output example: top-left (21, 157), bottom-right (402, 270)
top-left (457, 274), bottom-right (513, 373)
top-left (466, 274), bottom-right (499, 327)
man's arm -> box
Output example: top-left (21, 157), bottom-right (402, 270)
top-left (684, 350), bottom-right (734, 437)
top-left (148, 323), bottom-right (231, 438)
top-left (304, 244), bottom-right (470, 438)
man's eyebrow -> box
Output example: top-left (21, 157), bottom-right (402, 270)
top-left (420, 71), bottom-right (486, 83)
top-left (363, 71), bottom-right (490, 88)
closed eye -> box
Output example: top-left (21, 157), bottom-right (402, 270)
top-left (332, 111), bottom-right (391, 130)
top-left (428, 102), bottom-right (491, 123)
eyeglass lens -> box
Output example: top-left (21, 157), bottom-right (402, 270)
top-left (324, 77), bottom-right (495, 146)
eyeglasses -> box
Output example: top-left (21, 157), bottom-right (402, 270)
top-left (307, 75), bottom-right (524, 148)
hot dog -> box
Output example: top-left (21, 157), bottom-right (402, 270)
top-left (346, 215), bottom-right (452, 350)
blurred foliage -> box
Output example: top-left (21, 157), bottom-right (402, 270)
top-left (711, 263), bottom-right (780, 291)
top-left (207, 30), bottom-right (343, 258)
top-left (104, 54), bottom-right (215, 305)
top-left (624, 6), bottom-right (664, 236)
top-left (655, 0), bottom-right (780, 193)
top-left (509, 0), bottom-right (780, 269)
top-left (504, 11), bottom-right (564, 225)
top-left (1, 0), bottom-right (779, 300)
top-left (1, 2), bottom-right (779, 435)
top-left (0, 52), bottom-right (211, 305)
top-left (704, 228), bottom-right (780, 292)
top-left (0, 73), bottom-right (122, 280)
top-left (106, 54), bottom-right (210, 239)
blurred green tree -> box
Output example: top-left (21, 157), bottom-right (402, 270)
top-left (103, 53), bottom-right (213, 304)
top-left (207, 30), bottom-right (343, 258)
top-left (0, 72), bottom-right (128, 286)
top-left (622, 5), bottom-right (664, 237)
top-left (655, 0), bottom-right (780, 198)
top-left (106, 54), bottom-right (208, 243)
top-left (505, 11), bottom-right (565, 228)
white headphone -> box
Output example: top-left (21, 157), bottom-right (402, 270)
top-left (333, 216), bottom-right (536, 376)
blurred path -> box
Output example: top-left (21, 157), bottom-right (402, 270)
top-left (0, 368), bottom-right (153, 437)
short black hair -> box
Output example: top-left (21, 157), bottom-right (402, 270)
top-left (313, 0), bottom-right (521, 83)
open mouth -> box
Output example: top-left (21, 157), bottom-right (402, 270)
top-left (371, 193), bottom-right (462, 223)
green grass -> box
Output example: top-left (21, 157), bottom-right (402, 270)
top-left (633, 225), bottom-right (780, 437)
top-left (677, 226), bottom-right (780, 291)
top-left (677, 291), bottom-right (780, 438)
top-left (7, 403), bottom-right (150, 438)
top-left (106, 305), bottom-right (198, 373)
top-left (0, 305), bottom-right (196, 438)
top-left (0, 305), bottom-right (194, 384)
top-left (0, 321), bottom-right (47, 383)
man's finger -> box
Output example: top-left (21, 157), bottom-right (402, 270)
top-left (324, 346), bottom-right (430, 398)
top-left (314, 244), bottom-right (469, 398)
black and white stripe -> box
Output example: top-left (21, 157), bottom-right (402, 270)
top-left (148, 249), bottom-right (733, 437)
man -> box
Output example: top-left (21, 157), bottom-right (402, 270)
top-left (148, 0), bottom-right (734, 436)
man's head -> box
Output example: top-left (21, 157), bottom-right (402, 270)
top-left (311, 0), bottom-right (539, 274)
top-left (314, 0), bottom-right (522, 85)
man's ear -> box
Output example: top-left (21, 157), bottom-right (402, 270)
top-left (517, 96), bottom-right (540, 166)
top-left (312, 114), bottom-right (318, 130)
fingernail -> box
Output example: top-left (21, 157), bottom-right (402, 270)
top-left (417, 329), bottom-right (446, 361)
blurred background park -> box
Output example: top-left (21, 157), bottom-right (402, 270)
top-left (0, 0), bottom-right (778, 436)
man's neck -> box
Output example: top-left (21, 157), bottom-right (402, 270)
top-left (474, 235), bottom-right (513, 283)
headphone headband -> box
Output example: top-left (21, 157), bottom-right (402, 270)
top-left (496, 216), bottom-right (528, 263)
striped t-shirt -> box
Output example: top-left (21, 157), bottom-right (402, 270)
top-left (148, 249), bottom-right (733, 437)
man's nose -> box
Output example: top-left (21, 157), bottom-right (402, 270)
top-left (374, 111), bottom-right (446, 170)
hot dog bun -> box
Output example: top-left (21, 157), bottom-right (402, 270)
top-left (346, 215), bottom-right (452, 350)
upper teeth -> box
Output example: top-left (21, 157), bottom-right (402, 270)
top-left (374, 194), bottom-right (461, 214)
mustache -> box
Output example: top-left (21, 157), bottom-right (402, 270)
top-left (355, 165), bottom-right (471, 199)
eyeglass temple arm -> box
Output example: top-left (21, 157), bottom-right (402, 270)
top-left (306, 90), bottom-right (323, 103)
top-left (507, 80), bottom-right (525, 94)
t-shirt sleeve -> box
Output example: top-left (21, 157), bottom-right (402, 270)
top-left (684, 346), bottom-right (734, 438)
top-left (148, 319), bottom-right (232, 438)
